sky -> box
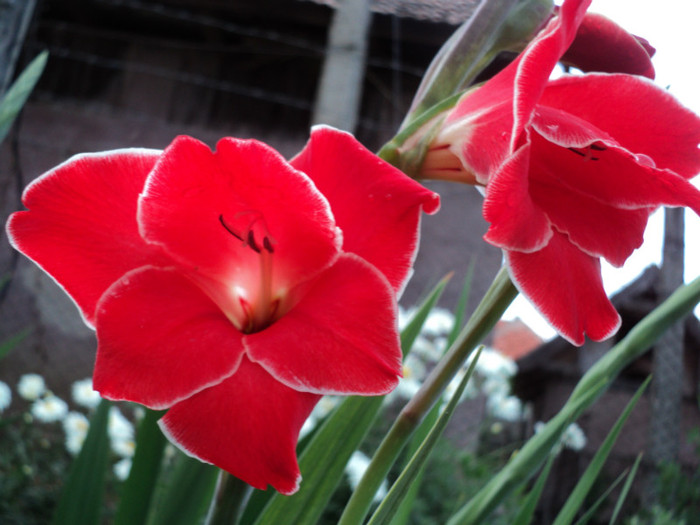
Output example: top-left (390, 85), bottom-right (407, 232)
top-left (502, 0), bottom-right (700, 339)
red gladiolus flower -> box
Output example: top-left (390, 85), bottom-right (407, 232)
top-left (424, 0), bottom-right (700, 345)
top-left (561, 11), bottom-right (656, 79)
top-left (6, 126), bottom-right (439, 493)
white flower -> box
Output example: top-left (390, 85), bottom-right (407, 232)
top-left (423, 308), bottom-right (455, 337)
top-left (310, 396), bottom-right (339, 421)
top-left (300, 396), bottom-right (343, 439)
top-left (113, 458), bottom-right (132, 481)
top-left (17, 374), bottom-right (46, 401)
top-left (112, 437), bottom-right (136, 458)
top-left (473, 348), bottom-right (517, 381)
top-left (443, 367), bottom-right (479, 405)
top-left (397, 305), bottom-right (415, 331)
top-left (345, 451), bottom-right (388, 502)
top-left (481, 376), bottom-right (512, 399)
top-left (411, 335), bottom-right (444, 362)
top-left (562, 422), bottom-right (587, 451)
top-left (108, 407), bottom-right (134, 441)
top-left (63, 411), bottom-right (90, 455)
top-left (72, 378), bottom-right (101, 409)
top-left (299, 415), bottom-right (317, 439)
top-left (0, 381), bottom-right (11, 412)
top-left (533, 421), bottom-right (587, 452)
top-left (487, 394), bottom-right (523, 422)
top-left (387, 355), bottom-right (428, 402)
top-left (31, 394), bottom-right (68, 422)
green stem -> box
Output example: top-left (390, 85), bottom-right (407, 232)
top-left (206, 472), bottom-right (253, 525)
top-left (337, 266), bottom-right (518, 525)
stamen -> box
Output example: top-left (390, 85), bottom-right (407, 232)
top-left (590, 143), bottom-right (606, 151)
top-left (219, 214), bottom-right (244, 241)
top-left (263, 237), bottom-right (275, 254)
top-left (247, 230), bottom-right (262, 254)
top-left (567, 147), bottom-right (600, 161)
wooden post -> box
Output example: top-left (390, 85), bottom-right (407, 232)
top-left (311, 0), bottom-right (372, 132)
top-left (646, 207), bottom-right (685, 503)
top-left (0, 0), bottom-right (38, 94)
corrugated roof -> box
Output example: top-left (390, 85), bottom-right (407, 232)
top-left (305, 0), bottom-right (480, 24)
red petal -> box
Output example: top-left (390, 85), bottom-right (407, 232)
top-left (138, 136), bottom-right (341, 304)
top-left (440, 99), bottom-right (513, 184)
top-left (562, 12), bottom-right (655, 79)
top-left (506, 232), bottom-right (621, 345)
top-left (509, 0), bottom-right (590, 146)
top-left (290, 126), bottom-right (439, 294)
top-left (539, 74), bottom-right (700, 179)
top-left (482, 144), bottom-right (552, 252)
top-left (6, 149), bottom-right (167, 326)
top-left (443, 0), bottom-right (590, 158)
top-left (159, 357), bottom-right (320, 495)
top-left (529, 178), bottom-right (652, 267)
top-left (93, 267), bottom-right (245, 409)
top-left (246, 253), bottom-right (402, 395)
top-left (529, 109), bottom-right (700, 217)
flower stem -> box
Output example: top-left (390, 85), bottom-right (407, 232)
top-left (337, 266), bottom-right (518, 525)
top-left (206, 471), bottom-right (253, 525)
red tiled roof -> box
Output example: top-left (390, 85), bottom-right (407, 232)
top-left (491, 319), bottom-right (543, 360)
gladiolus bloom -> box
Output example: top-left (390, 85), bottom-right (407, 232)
top-left (424, 0), bottom-right (700, 345)
top-left (6, 126), bottom-right (439, 493)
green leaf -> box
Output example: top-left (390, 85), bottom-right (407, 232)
top-left (573, 470), bottom-right (628, 525)
top-left (447, 381), bottom-right (603, 525)
top-left (511, 453), bottom-right (557, 525)
top-left (446, 275), bottom-right (700, 525)
top-left (0, 329), bottom-right (29, 361)
top-left (389, 267), bottom-right (474, 525)
top-left (386, 402), bottom-right (440, 525)
top-left (0, 51), bottom-right (48, 144)
top-left (251, 275), bottom-right (451, 525)
top-left (552, 376), bottom-right (651, 525)
top-left (146, 451), bottom-right (219, 525)
top-left (447, 263), bottom-right (474, 347)
top-left (52, 399), bottom-right (112, 525)
top-left (114, 409), bottom-right (168, 525)
top-left (400, 273), bottom-right (453, 355)
top-left (368, 347), bottom-right (483, 525)
top-left (609, 453), bottom-right (643, 525)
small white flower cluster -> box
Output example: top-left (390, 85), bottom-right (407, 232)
top-left (8, 373), bottom-right (135, 481)
top-left (0, 380), bottom-right (11, 413)
top-left (398, 306), bottom-right (526, 423)
top-left (387, 306), bottom-right (454, 404)
top-left (16, 373), bottom-right (69, 423)
top-left (533, 421), bottom-right (587, 452)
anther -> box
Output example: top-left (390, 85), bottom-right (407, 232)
top-left (263, 237), bottom-right (275, 254)
top-left (247, 230), bottom-right (262, 254)
top-left (567, 147), bottom-right (600, 161)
